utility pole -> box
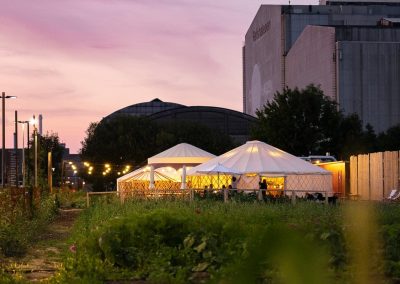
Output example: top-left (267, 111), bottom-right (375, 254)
top-left (14, 111), bottom-right (18, 187)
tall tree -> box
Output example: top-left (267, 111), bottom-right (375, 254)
top-left (80, 116), bottom-right (234, 190)
top-left (28, 132), bottom-right (65, 188)
top-left (252, 84), bottom-right (374, 159)
top-left (377, 124), bottom-right (400, 151)
top-left (252, 85), bottom-right (342, 156)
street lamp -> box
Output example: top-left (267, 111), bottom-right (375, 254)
top-left (30, 116), bottom-right (38, 188)
top-left (2, 92), bottom-right (16, 188)
top-left (17, 120), bottom-right (29, 187)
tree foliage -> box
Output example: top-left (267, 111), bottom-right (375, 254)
top-left (251, 85), bottom-right (382, 160)
top-left (80, 116), bottom-right (234, 190)
top-left (377, 125), bottom-right (400, 151)
top-left (28, 132), bottom-right (65, 187)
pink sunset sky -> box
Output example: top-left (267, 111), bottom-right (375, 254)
top-left (0, 0), bottom-right (317, 153)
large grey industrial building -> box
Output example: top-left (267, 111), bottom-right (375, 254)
top-left (243, 0), bottom-right (400, 133)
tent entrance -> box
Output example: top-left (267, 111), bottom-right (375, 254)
top-left (260, 176), bottom-right (285, 196)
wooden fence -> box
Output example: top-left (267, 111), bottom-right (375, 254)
top-left (350, 151), bottom-right (400, 200)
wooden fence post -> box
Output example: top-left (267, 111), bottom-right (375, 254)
top-left (291, 190), bottom-right (296, 205)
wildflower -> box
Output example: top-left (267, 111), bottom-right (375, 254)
top-left (69, 243), bottom-right (77, 253)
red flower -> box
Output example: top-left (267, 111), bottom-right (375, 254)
top-left (69, 243), bottom-right (77, 253)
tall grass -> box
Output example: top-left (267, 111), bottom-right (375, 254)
top-left (55, 201), bottom-right (334, 282)
top-left (0, 194), bottom-right (58, 257)
top-left (51, 199), bottom-right (400, 283)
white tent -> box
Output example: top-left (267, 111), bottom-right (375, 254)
top-left (117, 143), bottom-right (215, 191)
top-left (148, 143), bottom-right (216, 189)
top-left (148, 143), bottom-right (215, 166)
top-left (188, 140), bottom-right (332, 194)
top-left (117, 166), bottom-right (180, 192)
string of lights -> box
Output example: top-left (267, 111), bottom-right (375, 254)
top-left (62, 159), bottom-right (133, 177)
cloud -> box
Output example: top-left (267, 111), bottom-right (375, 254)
top-left (0, 66), bottom-right (60, 77)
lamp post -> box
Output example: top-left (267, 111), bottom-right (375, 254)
top-left (30, 115), bottom-right (38, 188)
top-left (17, 120), bottom-right (29, 187)
top-left (2, 92), bottom-right (16, 188)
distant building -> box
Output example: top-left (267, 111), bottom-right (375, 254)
top-left (0, 149), bottom-right (23, 186)
top-left (104, 99), bottom-right (257, 144)
top-left (243, 0), bottom-right (400, 133)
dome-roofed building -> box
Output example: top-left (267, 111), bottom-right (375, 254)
top-left (103, 99), bottom-right (257, 144)
top-left (107, 98), bottom-right (184, 118)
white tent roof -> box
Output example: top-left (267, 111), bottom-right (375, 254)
top-left (187, 140), bottom-right (331, 176)
top-left (117, 166), bottom-right (146, 184)
top-left (196, 163), bottom-right (240, 175)
top-left (117, 166), bottom-right (179, 183)
top-left (148, 143), bottom-right (215, 165)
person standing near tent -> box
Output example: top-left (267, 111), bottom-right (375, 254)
top-left (231, 176), bottom-right (238, 190)
top-left (259, 178), bottom-right (267, 201)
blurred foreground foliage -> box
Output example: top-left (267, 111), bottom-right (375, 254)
top-left (50, 200), bottom-right (400, 283)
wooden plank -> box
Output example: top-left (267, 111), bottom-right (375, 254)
top-left (383, 151), bottom-right (399, 198)
top-left (350, 156), bottom-right (358, 196)
top-left (358, 154), bottom-right (370, 200)
top-left (370, 152), bottom-right (384, 200)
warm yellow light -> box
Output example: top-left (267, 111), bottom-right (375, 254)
top-left (68, 161), bottom-right (72, 165)
top-left (84, 162), bottom-right (90, 167)
top-left (105, 164), bottom-right (110, 168)
top-left (126, 165), bottom-right (130, 169)
top-left (246, 147), bottom-right (258, 153)
top-left (118, 172), bottom-right (121, 175)
top-left (72, 165), bottom-right (77, 170)
top-left (269, 151), bottom-right (282, 157)
top-left (30, 117), bottom-right (37, 125)
top-left (315, 160), bottom-right (320, 164)
top-left (89, 166), bottom-right (93, 171)
top-left (102, 172), bottom-right (106, 175)
top-left (73, 170), bottom-right (77, 174)
top-left (88, 172), bottom-right (92, 175)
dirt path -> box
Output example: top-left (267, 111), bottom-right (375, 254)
top-left (7, 208), bottom-right (82, 282)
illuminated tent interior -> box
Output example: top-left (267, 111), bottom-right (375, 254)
top-left (117, 166), bottom-right (180, 193)
top-left (117, 143), bottom-right (215, 193)
top-left (187, 140), bottom-right (332, 195)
